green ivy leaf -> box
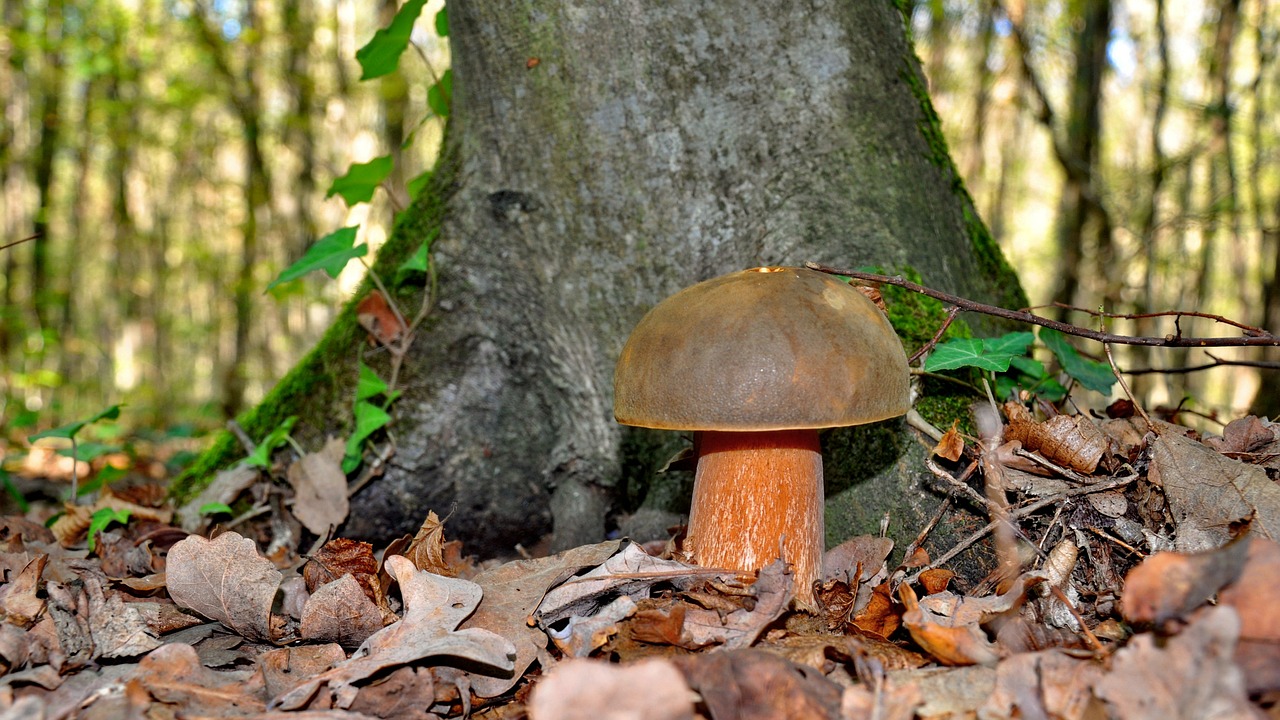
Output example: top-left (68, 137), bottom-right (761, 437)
top-left (29, 405), bottom-right (122, 443)
top-left (56, 442), bottom-right (120, 463)
top-left (981, 331), bottom-right (1035, 358)
top-left (246, 417), bottom-right (298, 469)
top-left (344, 401), bottom-right (392, 473)
top-left (199, 502), bottom-right (234, 516)
top-left (1038, 328), bottom-right (1117, 394)
top-left (406, 170), bottom-right (432, 199)
top-left (434, 7), bottom-right (448, 37)
top-left (396, 228), bottom-right (438, 282)
top-left (327, 155), bottom-right (394, 205)
top-left (268, 227), bottom-right (367, 290)
top-left (87, 507), bottom-right (131, 552)
top-left (357, 362), bottom-right (389, 401)
top-left (355, 0), bottom-right (430, 80)
top-left (1008, 355), bottom-right (1046, 379)
top-left (427, 69), bottom-right (452, 117)
top-left (925, 338), bottom-right (1012, 373)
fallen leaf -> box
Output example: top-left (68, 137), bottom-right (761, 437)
top-left (1148, 432), bottom-right (1280, 551)
top-left (166, 531), bottom-right (283, 643)
top-left (933, 420), bottom-right (965, 461)
top-left (1004, 402), bottom-right (1107, 473)
top-left (272, 556), bottom-right (515, 711)
top-left (1120, 532), bottom-right (1251, 627)
top-left (528, 658), bottom-right (693, 720)
top-left (84, 575), bottom-right (162, 658)
top-left (258, 644), bottom-right (348, 701)
top-left (901, 583), bottom-right (1001, 666)
top-left (1, 554), bottom-right (47, 628)
top-left (674, 649), bottom-right (843, 720)
top-left (132, 642), bottom-right (267, 716)
top-left (463, 539), bottom-right (621, 698)
top-left (851, 581), bottom-right (902, 639)
top-left (1206, 415), bottom-right (1277, 455)
top-left (288, 439), bottom-right (350, 536)
top-left (300, 573), bottom-right (388, 647)
top-left (392, 511), bottom-right (468, 578)
top-left (356, 291), bottom-right (405, 346)
top-left (304, 538), bottom-right (379, 592)
top-left (678, 559), bottom-right (793, 649)
top-left (548, 595), bottom-right (636, 658)
top-left (348, 666), bottom-right (439, 720)
top-left (1095, 606), bottom-right (1256, 719)
top-left (1219, 537), bottom-right (1280, 692)
top-left (978, 649), bottom-right (1103, 720)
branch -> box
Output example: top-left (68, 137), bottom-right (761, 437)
top-left (805, 263), bottom-right (1280, 348)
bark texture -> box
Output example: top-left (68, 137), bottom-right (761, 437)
top-left (194, 0), bottom-right (1026, 564)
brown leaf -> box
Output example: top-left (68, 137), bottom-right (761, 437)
top-left (1120, 532), bottom-right (1252, 628)
top-left (300, 574), bottom-right (389, 648)
top-left (165, 531), bottom-right (283, 642)
top-left (273, 556), bottom-right (516, 711)
top-left (349, 666), bottom-right (440, 720)
top-left (396, 510), bottom-right (466, 578)
top-left (463, 539), bottom-right (621, 698)
top-left (675, 649), bottom-right (843, 720)
top-left (978, 650), bottom-right (1104, 720)
top-left (356, 291), bottom-right (405, 347)
top-left (678, 559), bottom-right (793, 649)
top-left (933, 420), bottom-right (965, 462)
top-left (1148, 432), bottom-right (1280, 551)
top-left (132, 642), bottom-right (267, 715)
top-left (304, 538), bottom-right (379, 592)
top-left (1219, 537), bottom-right (1280, 692)
top-left (1004, 402), bottom-right (1107, 473)
top-left (1, 554), bottom-right (47, 628)
top-left (851, 581), bottom-right (901, 639)
top-left (528, 658), bottom-right (694, 720)
top-left (918, 568), bottom-right (955, 595)
top-left (259, 644), bottom-right (348, 701)
top-left (629, 599), bottom-right (688, 646)
top-left (84, 575), bottom-right (162, 658)
top-left (548, 595), bottom-right (637, 658)
top-left (1207, 415), bottom-right (1277, 455)
top-left (1095, 606), bottom-right (1256, 719)
top-left (819, 535), bottom-right (893, 586)
top-left (288, 439), bottom-right (350, 536)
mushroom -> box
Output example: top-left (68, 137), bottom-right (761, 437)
top-left (613, 266), bottom-right (911, 604)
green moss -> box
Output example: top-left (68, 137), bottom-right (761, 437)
top-left (915, 380), bottom-right (978, 436)
top-left (877, 265), bottom-right (972, 353)
top-left (172, 139), bottom-right (459, 503)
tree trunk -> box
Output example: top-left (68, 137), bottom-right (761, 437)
top-left (183, 0), bottom-right (1026, 564)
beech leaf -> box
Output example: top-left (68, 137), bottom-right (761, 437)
top-left (165, 531), bottom-right (282, 642)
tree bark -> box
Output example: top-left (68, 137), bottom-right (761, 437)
top-left (185, 0), bottom-right (1026, 564)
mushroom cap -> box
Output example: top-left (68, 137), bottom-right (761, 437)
top-left (614, 267), bottom-right (911, 431)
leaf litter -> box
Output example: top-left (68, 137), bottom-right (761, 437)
top-left (1, 407), bottom-right (1279, 718)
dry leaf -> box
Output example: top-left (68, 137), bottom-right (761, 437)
top-left (978, 649), bottom-right (1103, 720)
top-left (678, 559), bottom-right (793, 649)
top-left (258, 644), bottom-right (348, 701)
top-left (272, 556), bottom-right (515, 711)
top-left (1219, 537), bottom-right (1280, 692)
top-left (348, 666), bottom-right (440, 720)
top-left (851, 581), bottom-right (902, 638)
top-left (1120, 532), bottom-right (1252, 628)
top-left (1004, 402), bottom-right (1107, 473)
top-left (132, 642), bottom-right (267, 715)
top-left (674, 649), bottom-right (842, 720)
top-left (288, 439), bottom-right (350, 536)
top-left (300, 574), bottom-right (388, 648)
top-left (1095, 606), bottom-right (1256, 719)
top-left (165, 531), bottom-right (282, 642)
top-left (304, 538), bottom-right (379, 591)
top-left (528, 658), bottom-right (693, 720)
top-left (1148, 432), bottom-right (1280, 551)
top-left (356, 291), bottom-right (405, 346)
top-left (933, 420), bottom-right (965, 462)
top-left (548, 595), bottom-right (637, 657)
top-left (462, 539), bottom-right (621, 698)
top-left (2, 554), bottom-right (47, 628)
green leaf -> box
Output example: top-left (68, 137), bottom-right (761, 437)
top-left (357, 362), bottom-right (389, 401)
top-left (29, 405), bottom-right (122, 443)
top-left (1008, 355), bottom-right (1047, 379)
top-left (327, 155), bottom-right (394, 205)
top-left (199, 502), bottom-right (234, 516)
top-left (56, 442), bottom-right (120, 463)
top-left (267, 227), bottom-right (367, 290)
top-left (427, 69), bottom-right (452, 117)
top-left (78, 464), bottom-right (128, 496)
top-left (925, 338), bottom-right (1015, 373)
top-left (87, 507), bottom-right (131, 552)
top-left (245, 417), bottom-right (298, 469)
top-left (344, 401), bottom-right (391, 472)
top-left (355, 0), bottom-right (430, 80)
top-left (396, 228), bottom-right (437, 280)
top-left (434, 7), bottom-right (448, 37)
top-left (406, 170), bottom-right (432, 199)
top-left (981, 331), bottom-right (1035, 358)
top-left (1038, 328), bottom-right (1117, 394)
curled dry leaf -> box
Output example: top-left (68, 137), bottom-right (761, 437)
top-left (932, 420), bottom-right (965, 462)
top-left (300, 573), bottom-right (388, 648)
top-left (528, 658), bottom-right (693, 720)
top-left (1003, 402), bottom-right (1108, 473)
top-left (356, 290), bottom-right (406, 346)
top-left (165, 531), bottom-right (283, 643)
top-left (288, 438), bottom-right (350, 536)
top-left (273, 556), bottom-right (515, 711)
top-left (548, 595), bottom-right (636, 658)
top-left (678, 559), bottom-right (793, 650)
top-left (304, 538), bottom-right (379, 592)
top-left (900, 583), bottom-right (1001, 666)
top-left (2, 554), bottom-right (48, 628)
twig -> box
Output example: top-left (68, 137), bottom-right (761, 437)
top-left (1123, 351), bottom-right (1280, 375)
top-left (806, 263), bottom-right (1280, 348)
top-left (1104, 342), bottom-right (1156, 432)
top-left (909, 305), bottom-right (963, 363)
top-left (924, 457), bottom-right (993, 514)
top-left (0, 234), bottom-right (39, 252)
top-left (900, 473), bottom-right (1138, 586)
top-left (1035, 302), bottom-right (1268, 337)
top-left (1049, 585), bottom-right (1106, 654)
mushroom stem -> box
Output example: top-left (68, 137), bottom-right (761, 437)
top-left (687, 429), bottom-right (823, 605)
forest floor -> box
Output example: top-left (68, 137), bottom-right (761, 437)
top-left (0, 404), bottom-right (1278, 719)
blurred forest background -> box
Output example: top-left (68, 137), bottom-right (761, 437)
top-left (1, 0), bottom-right (1277, 435)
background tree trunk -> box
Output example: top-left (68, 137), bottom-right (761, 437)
top-left (184, 0), bottom-right (1026, 565)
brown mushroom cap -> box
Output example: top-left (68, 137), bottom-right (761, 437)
top-left (614, 266), bottom-right (911, 431)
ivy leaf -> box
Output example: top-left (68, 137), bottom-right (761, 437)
top-left (925, 338), bottom-right (1009, 373)
top-left (355, 0), bottom-right (429, 80)
top-left (1039, 327), bottom-right (1117, 394)
top-left (344, 401), bottom-right (392, 473)
top-left (88, 507), bottom-right (131, 552)
top-left (246, 417), bottom-right (298, 469)
top-left (268, 227), bottom-right (367, 290)
top-left (427, 69), bottom-right (452, 117)
top-left (357, 362), bottom-right (389, 401)
top-left (434, 7), bottom-right (448, 37)
top-left (199, 502), bottom-right (234, 516)
top-left (327, 155), bottom-right (394, 205)
top-left (56, 442), bottom-right (120, 463)
top-left (982, 331), bottom-right (1035, 358)
top-left (29, 405), bottom-right (122, 443)
top-left (396, 228), bottom-right (438, 282)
